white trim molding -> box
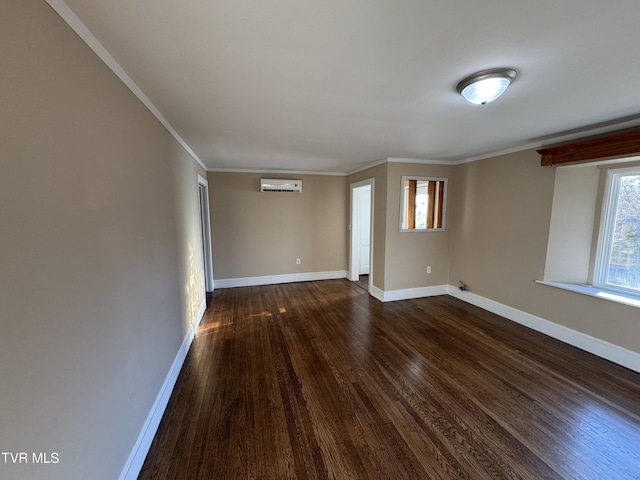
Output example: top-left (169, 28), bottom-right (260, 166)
top-left (208, 168), bottom-right (346, 176)
top-left (370, 285), bottom-right (385, 302)
top-left (537, 280), bottom-right (640, 309)
top-left (368, 282), bottom-right (640, 373)
top-left (371, 285), bottom-right (449, 302)
top-left (194, 299), bottom-right (206, 329)
top-left (446, 286), bottom-right (640, 374)
top-left (119, 307), bottom-right (207, 480)
top-left (387, 157), bottom-right (455, 165)
top-left (197, 175), bottom-right (214, 292)
top-left (214, 270), bottom-right (348, 289)
top-left (347, 159), bottom-right (389, 176)
top-left (347, 157), bottom-right (455, 176)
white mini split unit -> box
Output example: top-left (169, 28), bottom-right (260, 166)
top-left (260, 179), bottom-right (303, 193)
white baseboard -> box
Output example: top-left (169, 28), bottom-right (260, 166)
top-left (446, 286), bottom-right (640, 374)
top-left (194, 298), bottom-right (206, 329)
top-left (214, 270), bottom-right (348, 289)
top-left (370, 284), bottom-right (449, 302)
top-left (370, 285), bottom-right (385, 302)
top-left (119, 303), bottom-right (207, 480)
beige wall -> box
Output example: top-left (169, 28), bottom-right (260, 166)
top-left (448, 149), bottom-right (640, 354)
top-left (0, 1), bottom-right (206, 479)
top-left (209, 172), bottom-right (348, 279)
top-left (449, 150), bottom-right (554, 306)
top-left (170, 143), bottom-right (208, 329)
top-left (543, 164), bottom-right (600, 283)
top-left (384, 162), bottom-right (454, 290)
top-left (347, 162), bottom-right (454, 291)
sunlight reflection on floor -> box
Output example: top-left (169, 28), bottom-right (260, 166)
top-left (246, 311), bottom-right (272, 318)
top-left (197, 320), bottom-right (233, 335)
top-left (561, 401), bottom-right (640, 477)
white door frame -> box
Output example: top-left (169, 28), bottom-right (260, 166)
top-left (349, 178), bottom-right (374, 292)
top-left (197, 174), bottom-right (214, 292)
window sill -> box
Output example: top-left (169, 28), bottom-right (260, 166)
top-left (536, 280), bottom-right (640, 309)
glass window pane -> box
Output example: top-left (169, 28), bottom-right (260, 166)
top-left (415, 181), bottom-right (428, 229)
top-left (606, 174), bottom-right (640, 291)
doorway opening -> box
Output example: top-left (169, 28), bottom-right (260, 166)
top-left (197, 175), bottom-right (214, 298)
top-left (350, 179), bottom-right (374, 294)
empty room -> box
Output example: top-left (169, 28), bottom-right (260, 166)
top-left (2, 1), bottom-right (640, 479)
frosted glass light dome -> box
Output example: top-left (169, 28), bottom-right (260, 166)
top-left (456, 68), bottom-right (517, 105)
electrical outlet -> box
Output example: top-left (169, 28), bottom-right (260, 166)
top-left (296, 258), bottom-right (301, 265)
top-left (426, 266), bottom-right (432, 274)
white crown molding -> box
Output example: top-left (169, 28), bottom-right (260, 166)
top-left (347, 159), bottom-right (389, 176)
top-left (456, 118), bottom-right (640, 165)
top-left (208, 168), bottom-right (347, 176)
top-left (45, 0), bottom-right (208, 172)
top-left (387, 157), bottom-right (456, 165)
top-left (453, 141), bottom-right (554, 165)
top-left (210, 158), bottom-right (457, 177)
top-left (347, 157), bottom-right (458, 177)
top-left (210, 121), bottom-right (640, 173)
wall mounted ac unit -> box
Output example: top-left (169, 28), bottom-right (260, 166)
top-left (260, 179), bottom-right (302, 193)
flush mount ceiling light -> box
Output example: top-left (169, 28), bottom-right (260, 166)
top-left (456, 68), bottom-right (517, 105)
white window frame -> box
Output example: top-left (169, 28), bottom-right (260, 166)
top-left (593, 166), bottom-right (640, 297)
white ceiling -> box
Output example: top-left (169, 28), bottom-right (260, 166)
top-left (52, 0), bottom-right (640, 174)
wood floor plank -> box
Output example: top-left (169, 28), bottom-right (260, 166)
top-left (139, 280), bottom-right (640, 479)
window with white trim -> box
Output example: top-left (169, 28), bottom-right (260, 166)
top-left (399, 176), bottom-right (447, 231)
top-left (594, 167), bottom-right (640, 295)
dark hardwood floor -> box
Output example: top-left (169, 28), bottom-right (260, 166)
top-left (355, 274), bottom-right (369, 291)
top-left (139, 279), bottom-right (640, 479)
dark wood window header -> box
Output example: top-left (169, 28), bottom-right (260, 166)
top-left (538, 128), bottom-right (640, 166)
